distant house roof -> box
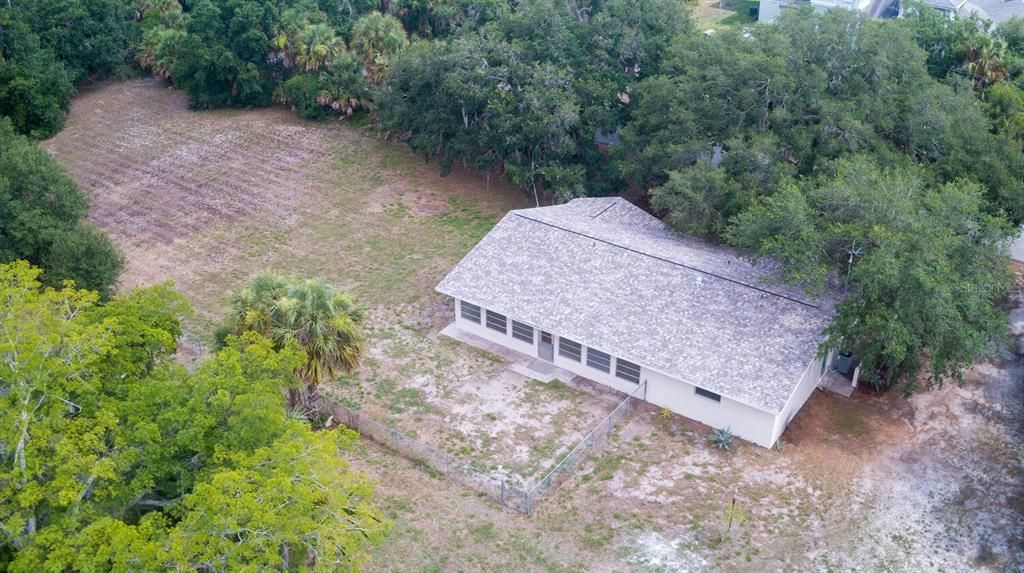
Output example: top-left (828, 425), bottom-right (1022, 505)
top-left (921, 0), bottom-right (969, 10)
top-left (962, 0), bottom-right (1024, 22)
top-left (436, 198), bottom-right (836, 413)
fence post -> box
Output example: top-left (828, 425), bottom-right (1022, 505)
top-left (500, 480), bottom-right (506, 506)
top-left (524, 489), bottom-right (531, 516)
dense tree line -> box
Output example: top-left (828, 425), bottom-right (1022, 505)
top-left (136, 0), bottom-right (407, 116)
top-left (0, 0), bottom-right (136, 138)
top-left (621, 9), bottom-right (1021, 390)
top-left (0, 262), bottom-right (388, 571)
top-left (378, 0), bottom-right (689, 201)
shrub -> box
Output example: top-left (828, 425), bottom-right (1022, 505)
top-left (43, 225), bottom-right (125, 299)
top-left (707, 427), bottom-right (734, 450)
top-left (279, 73), bottom-right (327, 120)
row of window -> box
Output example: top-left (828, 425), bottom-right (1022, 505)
top-left (461, 301), bottom-right (643, 384)
top-left (556, 337), bottom-right (641, 384)
top-left (461, 301), bottom-right (721, 392)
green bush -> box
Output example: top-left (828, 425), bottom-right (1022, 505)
top-left (280, 74), bottom-right (327, 120)
top-left (43, 225), bottom-right (124, 299)
top-left (0, 119), bottom-right (123, 297)
top-left (0, 0), bottom-right (136, 138)
top-left (0, 21), bottom-right (75, 138)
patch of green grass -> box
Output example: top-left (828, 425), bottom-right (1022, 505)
top-left (833, 406), bottom-right (868, 437)
top-left (582, 522), bottom-right (615, 549)
top-left (468, 521), bottom-right (499, 541)
top-left (432, 196), bottom-right (500, 239)
top-left (716, 0), bottom-right (759, 27)
top-left (590, 453), bottom-right (625, 481)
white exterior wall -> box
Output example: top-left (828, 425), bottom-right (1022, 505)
top-left (1011, 225), bottom-right (1024, 263)
top-left (549, 338), bottom-right (645, 396)
top-left (758, 0), bottom-right (871, 23)
top-left (758, 0), bottom-right (784, 22)
top-left (450, 297), bottom-right (823, 449)
top-left (643, 368), bottom-right (778, 447)
top-left (453, 299), bottom-right (644, 396)
top-left (769, 352), bottom-right (830, 446)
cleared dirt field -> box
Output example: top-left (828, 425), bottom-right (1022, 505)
top-left (47, 80), bottom-right (1024, 572)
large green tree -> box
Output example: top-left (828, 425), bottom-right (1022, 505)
top-left (0, 261), bottom-right (388, 571)
top-left (0, 0), bottom-right (136, 137)
top-left (622, 8), bottom-right (1023, 224)
top-left (377, 0), bottom-right (690, 202)
top-left (727, 157), bottom-right (1014, 392)
top-left (0, 119), bottom-right (124, 297)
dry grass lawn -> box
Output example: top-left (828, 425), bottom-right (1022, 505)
top-left (46, 79), bottom-right (1024, 572)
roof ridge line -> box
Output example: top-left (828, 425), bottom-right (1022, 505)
top-left (511, 212), bottom-right (822, 310)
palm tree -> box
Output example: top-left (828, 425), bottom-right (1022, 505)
top-left (350, 13), bottom-right (408, 80)
top-left (317, 53), bottom-right (374, 116)
top-left (295, 23), bottom-right (343, 72)
top-left (961, 35), bottom-right (1008, 91)
top-left (227, 273), bottom-right (288, 337)
top-left (227, 275), bottom-right (366, 408)
top-left (272, 278), bottom-right (366, 394)
top-left (272, 7), bottom-right (312, 68)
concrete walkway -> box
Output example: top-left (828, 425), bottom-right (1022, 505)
top-left (440, 323), bottom-right (579, 383)
top-left (819, 369), bottom-right (856, 397)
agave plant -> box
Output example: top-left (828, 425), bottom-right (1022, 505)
top-left (708, 427), bottom-right (734, 450)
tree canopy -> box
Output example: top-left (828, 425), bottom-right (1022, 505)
top-left (4, 0), bottom-right (1021, 398)
top-left (611, 8), bottom-right (1020, 390)
top-left (0, 0), bottom-right (136, 137)
top-left (225, 274), bottom-right (368, 410)
top-left (0, 261), bottom-right (388, 571)
top-left (727, 157), bottom-right (1014, 391)
top-left (0, 119), bottom-right (124, 297)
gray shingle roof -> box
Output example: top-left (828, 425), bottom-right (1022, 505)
top-left (436, 198), bottom-right (835, 413)
top-left (962, 0), bottom-right (1024, 23)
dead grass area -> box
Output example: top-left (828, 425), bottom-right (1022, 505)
top-left (328, 323), bottom-right (624, 485)
top-left (692, 0), bottom-right (739, 28)
top-left (46, 80), bottom-right (1024, 572)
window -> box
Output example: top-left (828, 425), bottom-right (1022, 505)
top-left (615, 359), bottom-right (641, 384)
top-left (695, 386), bottom-right (721, 403)
top-left (540, 331), bottom-right (552, 345)
top-left (511, 320), bottom-right (534, 343)
top-left (485, 310), bottom-right (507, 333)
top-left (460, 301), bottom-right (481, 323)
top-left (586, 348), bottom-right (611, 373)
top-left (558, 337), bottom-right (582, 361)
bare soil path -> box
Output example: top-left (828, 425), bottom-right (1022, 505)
top-left (46, 79), bottom-right (1024, 572)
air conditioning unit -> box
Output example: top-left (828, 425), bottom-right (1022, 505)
top-left (835, 352), bottom-right (855, 375)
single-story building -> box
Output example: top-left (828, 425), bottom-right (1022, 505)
top-left (435, 197), bottom-right (837, 448)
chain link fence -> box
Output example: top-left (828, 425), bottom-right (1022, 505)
top-left (325, 400), bottom-right (531, 514)
top-left (527, 382), bottom-right (645, 509)
top-left (323, 381), bottom-right (644, 515)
